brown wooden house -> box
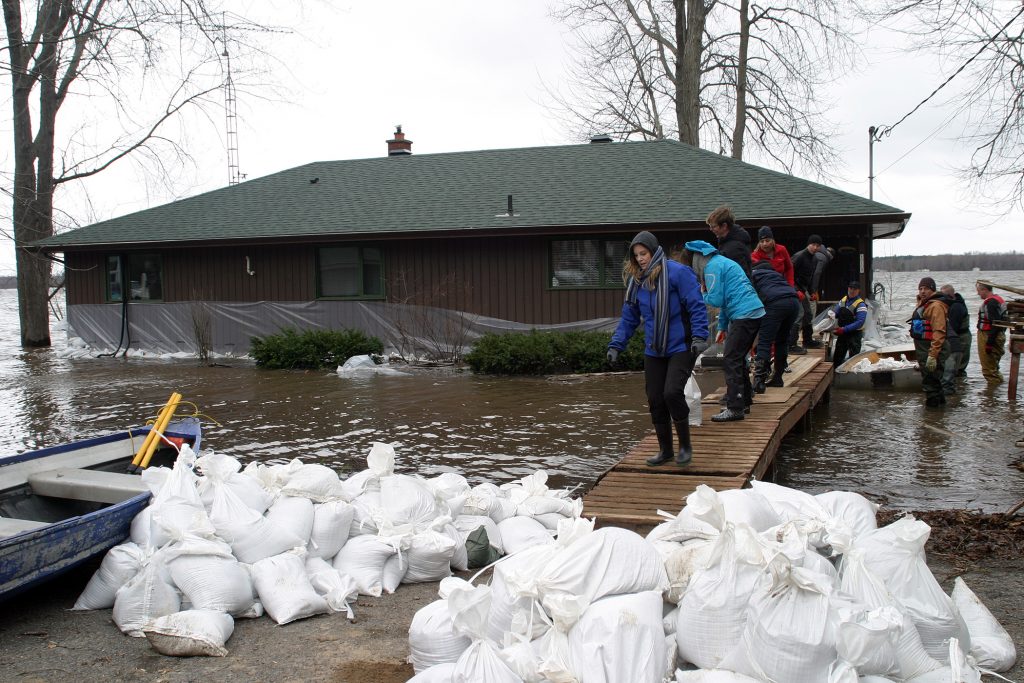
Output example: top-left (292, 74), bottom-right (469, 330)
top-left (36, 133), bottom-right (909, 356)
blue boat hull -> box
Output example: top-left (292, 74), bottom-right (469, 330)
top-left (0, 420), bottom-right (201, 601)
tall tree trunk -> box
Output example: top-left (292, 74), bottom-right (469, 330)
top-left (676, 0), bottom-right (706, 147)
top-left (732, 0), bottom-right (750, 159)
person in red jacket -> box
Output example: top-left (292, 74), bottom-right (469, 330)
top-left (749, 226), bottom-right (794, 286)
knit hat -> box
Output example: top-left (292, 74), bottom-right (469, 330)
top-left (918, 276), bottom-right (937, 291)
top-left (683, 240), bottom-right (718, 256)
top-left (807, 234), bottom-right (823, 246)
top-left (630, 231), bottom-right (659, 255)
top-left (758, 226), bottom-right (774, 240)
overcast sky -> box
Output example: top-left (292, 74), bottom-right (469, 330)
top-left (1, 0), bottom-right (1019, 277)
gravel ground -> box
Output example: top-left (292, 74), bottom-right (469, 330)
top-left (1, 535), bottom-right (1021, 683)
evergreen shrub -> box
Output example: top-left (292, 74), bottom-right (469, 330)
top-left (464, 330), bottom-right (645, 375)
top-left (250, 328), bottom-right (383, 369)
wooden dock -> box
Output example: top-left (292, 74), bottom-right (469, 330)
top-left (582, 350), bottom-right (834, 533)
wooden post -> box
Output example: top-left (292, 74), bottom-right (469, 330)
top-left (1010, 334), bottom-right (1023, 403)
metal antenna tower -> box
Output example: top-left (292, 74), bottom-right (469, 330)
top-left (222, 25), bottom-right (241, 186)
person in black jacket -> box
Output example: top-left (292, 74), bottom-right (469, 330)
top-left (788, 234), bottom-right (831, 352)
top-left (706, 205), bottom-right (752, 278)
top-left (939, 284), bottom-right (970, 395)
top-left (749, 261), bottom-right (801, 393)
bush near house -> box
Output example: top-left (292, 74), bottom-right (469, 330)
top-left (464, 330), bottom-right (646, 375)
top-left (250, 328), bottom-right (383, 370)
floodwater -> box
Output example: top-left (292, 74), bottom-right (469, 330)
top-left (1, 269), bottom-right (1021, 512)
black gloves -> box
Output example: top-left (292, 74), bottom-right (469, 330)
top-left (606, 348), bottom-right (620, 366)
top-left (690, 337), bottom-right (708, 357)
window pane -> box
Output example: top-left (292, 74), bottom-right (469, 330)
top-left (320, 247), bottom-right (360, 297)
top-left (362, 248), bottom-right (382, 296)
top-left (127, 254), bottom-right (162, 300)
top-left (551, 239), bottom-right (599, 287)
top-left (106, 255), bottom-right (123, 302)
top-left (603, 240), bottom-right (628, 286)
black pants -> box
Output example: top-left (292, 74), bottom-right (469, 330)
top-left (644, 351), bottom-right (695, 425)
top-left (833, 331), bottom-right (863, 366)
top-left (756, 297), bottom-right (800, 373)
top-left (789, 291), bottom-right (814, 347)
top-left (723, 318), bottom-right (761, 411)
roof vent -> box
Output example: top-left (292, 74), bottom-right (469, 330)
top-left (589, 134), bottom-right (614, 144)
top-left (387, 125), bottom-right (413, 156)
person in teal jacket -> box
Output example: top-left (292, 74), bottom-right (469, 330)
top-left (681, 240), bottom-right (765, 422)
top-left (607, 231), bottom-right (709, 466)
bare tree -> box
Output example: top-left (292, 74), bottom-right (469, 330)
top-left (866, 0), bottom-right (1024, 207)
top-left (550, 0), bottom-right (855, 174)
top-left (1, 0), bottom-right (277, 347)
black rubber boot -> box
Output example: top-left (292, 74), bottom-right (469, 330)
top-left (767, 370), bottom-right (785, 388)
top-left (673, 421), bottom-right (693, 466)
top-left (646, 423), bottom-right (675, 466)
top-left (752, 358), bottom-right (768, 394)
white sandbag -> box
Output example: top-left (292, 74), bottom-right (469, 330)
top-left (349, 490), bottom-right (384, 537)
top-left (464, 483), bottom-right (517, 523)
top-left (906, 638), bottom-right (982, 683)
top-left (500, 637), bottom-right (546, 683)
top-left (280, 461), bottom-right (345, 502)
top-left (567, 591), bottom-right (667, 683)
top-left (951, 576), bottom-right (1016, 672)
top-left (265, 495), bottom-right (315, 544)
top-left (146, 447), bottom-right (215, 548)
top-left (332, 533), bottom-right (401, 597)
top-left (208, 483), bottom-right (305, 564)
top-left (720, 565), bottom-right (839, 683)
top-left (516, 527), bottom-right (668, 632)
top-left (497, 516), bottom-right (552, 555)
top-left (516, 495), bottom-right (579, 518)
top-left (405, 527), bottom-right (457, 584)
top-left (308, 500), bottom-right (355, 559)
top-left (165, 536), bottom-right (256, 616)
top-left (454, 515), bottom-right (504, 554)
top-left (339, 468), bottom-right (380, 501)
top-left (675, 525), bottom-right (766, 670)
top-left (427, 473), bottom-right (472, 516)
top-left (73, 541), bottom-right (146, 610)
top-left (816, 490), bottom-right (878, 539)
top-left (532, 512), bottom-right (567, 530)
top-left (449, 584), bottom-right (522, 683)
top-left (366, 441), bottom-right (396, 477)
top-left (409, 599), bottom-right (473, 673)
top-left (196, 451), bottom-right (275, 513)
top-left (441, 523), bottom-right (469, 572)
top-left (502, 471), bottom-right (552, 505)
top-left (854, 516), bottom-right (970, 662)
top-left (749, 479), bottom-right (830, 524)
top-left (130, 506), bottom-right (154, 548)
top-left (664, 605), bottom-right (679, 636)
top-left (250, 550), bottom-right (329, 625)
top-left (305, 555), bottom-right (358, 617)
top-left (408, 662), bottom-right (457, 682)
top-left (839, 548), bottom-right (943, 679)
top-left (143, 609), bottom-right (234, 657)
top-left (486, 544), bottom-right (557, 645)
top-left (658, 537), bottom-right (716, 603)
top-left (835, 605), bottom-right (902, 677)
top-left (675, 670), bottom-right (761, 682)
top-left (381, 474), bottom-right (441, 528)
top-left (112, 553), bottom-right (181, 637)
top-left (383, 545), bottom-right (410, 593)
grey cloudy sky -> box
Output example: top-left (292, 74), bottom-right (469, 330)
top-left (1, 1), bottom-right (1018, 276)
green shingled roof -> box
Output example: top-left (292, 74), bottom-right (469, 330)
top-left (36, 139), bottom-right (907, 249)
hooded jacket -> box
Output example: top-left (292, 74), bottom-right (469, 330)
top-left (751, 263), bottom-right (798, 305)
top-left (686, 241), bottom-right (764, 332)
top-left (716, 224), bottom-right (752, 278)
top-left (910, 292), bottom-right (952, 359)
top-left (944, 293), bottom-right (970, 352)
top-left (609, 259), bottom-right (710, 356)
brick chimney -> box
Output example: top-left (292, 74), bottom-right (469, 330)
top-left (386, 125), bottom-right (413, 156)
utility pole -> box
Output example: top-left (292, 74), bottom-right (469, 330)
top-left (868, 126), bottom-right (877, 200)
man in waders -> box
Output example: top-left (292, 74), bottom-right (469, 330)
top-left (939, 284), bottom-right (970, 394)
top-left (830, 281), bottom-right (868, 366)
top-left (976, 281), bottom-right (1008, 383)
top-left (910, 277), bottom-right (951, 407)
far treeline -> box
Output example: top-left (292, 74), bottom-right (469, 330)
top-left (875, 252), bottom-right (1024, 272)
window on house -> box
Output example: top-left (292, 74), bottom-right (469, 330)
top-left (106, 254), bottom-right (163, 301)
top-left (318, 246), bottom-right (384, 298)
top-left (549, 238), bottom-right (628, 288)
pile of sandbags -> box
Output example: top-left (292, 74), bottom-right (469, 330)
top-left (408, 482), bottom-right (1017, 682)
top-left (73, 442), bottom-right (583, 659)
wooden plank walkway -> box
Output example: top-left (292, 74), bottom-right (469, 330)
top-left (582, 350), bottom-right (834, 534)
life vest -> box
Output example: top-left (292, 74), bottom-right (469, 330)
top-left (910, 303), bottom-right (936, 340)
top-left (977, 294), bottom-right (1007, 331)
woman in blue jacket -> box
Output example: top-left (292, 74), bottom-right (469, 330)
top-left (681, 241), bottom-right (765, 422)
top-left (607, 232), bottom-right (709, 466)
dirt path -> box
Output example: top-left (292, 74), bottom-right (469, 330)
top-left (2, 516), bottom-right (1022, 683)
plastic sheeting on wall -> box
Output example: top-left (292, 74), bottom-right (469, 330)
top-left (66, 300), bottom-right (619, 356)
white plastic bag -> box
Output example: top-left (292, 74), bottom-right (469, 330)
top-left (305, 555), bottom-right (359, 617)
top-left (685, 376), bottom-right (703, 427)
